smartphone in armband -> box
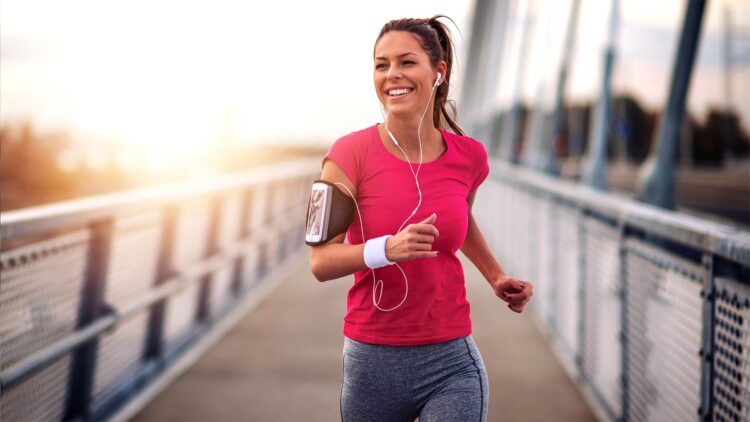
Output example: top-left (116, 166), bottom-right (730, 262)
top-left (305, 182), bottom-right (332, 244)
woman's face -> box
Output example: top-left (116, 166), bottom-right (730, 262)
top-left (373, 31), bottom-right (441, 119)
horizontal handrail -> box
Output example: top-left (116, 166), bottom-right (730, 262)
top-left (0, 210), bottom-right (300, 389)
top-left (0, 158), bottom-right (320, 240)
top-left (489, 159), bottom-right (750, 266)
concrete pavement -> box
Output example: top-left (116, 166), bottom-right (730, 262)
top-left (134, 252), bottom-right (596, 421)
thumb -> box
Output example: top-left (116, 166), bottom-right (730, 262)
top-left (420, 213), bottom-right (437, 224)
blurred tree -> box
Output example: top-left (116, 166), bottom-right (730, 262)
top-left (0, 121), bottom-right (78, 211)
top-left (693, 109), bottom-right (750, 166)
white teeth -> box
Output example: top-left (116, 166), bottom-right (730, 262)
top-left (388, 88), bottom-right (412, 96)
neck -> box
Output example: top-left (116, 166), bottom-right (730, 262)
top-left (385, 112), bottom-right (436, 149)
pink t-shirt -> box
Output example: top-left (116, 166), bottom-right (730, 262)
top-left (324, 124), bottom-right (490, 346)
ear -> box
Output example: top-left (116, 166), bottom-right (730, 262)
top-left (436, 61), bottom-right (448, 84)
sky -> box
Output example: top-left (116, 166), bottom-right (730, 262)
top-left (495, 0), bottom-right (749, 124)
top-left (0, 0), bottom-right (474, 155)
top-left (3, 0), bottom-right (748, 168)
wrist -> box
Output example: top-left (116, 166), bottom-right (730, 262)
top-left (364, 235), bottom-right (394, 269)
top-left (490, 273), bottom-right (509, 290)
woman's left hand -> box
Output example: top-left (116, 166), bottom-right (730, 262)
top-left (491, 275), bottom-right (534, 313)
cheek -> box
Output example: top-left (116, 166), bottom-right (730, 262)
top-left (375, 78), bottom-right (385, 103)
top-left (374, 77), bottom-right (386, 101)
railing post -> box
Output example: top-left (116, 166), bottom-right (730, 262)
top-left (197, 195), bottom-right (224, 322)
top-left (64, 219), bottom-right (114, 421)
top-left (548, 202), bottom-right (559, 331)
top-left (254, 182), bottom-right (272, 282)
top-left (144, 205), bottom-right (178, 364)
top-left (231, 188), bottom-right (254, 295)
top-left (618, 223), bottom-right (630, 422)
top-left (698, 253), bottom-right (715, 420)
top-left (577, 209), bottom-right (587, 371)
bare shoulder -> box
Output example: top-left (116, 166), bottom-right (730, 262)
top-left (321, 159), bottom-right (357, 198)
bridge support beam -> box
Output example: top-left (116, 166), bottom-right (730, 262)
top-left (499, 0), bottom-right (533, 164)
top-left (636, 0), bottom-right (707, 209)
top-left (582, 0), bottom-right (619, 190)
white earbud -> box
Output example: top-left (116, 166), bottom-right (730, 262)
top-left (433, 72), bottom-right (442, 88)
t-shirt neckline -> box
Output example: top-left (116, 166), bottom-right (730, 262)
top-left (372, 123), bottom-right (451, 166)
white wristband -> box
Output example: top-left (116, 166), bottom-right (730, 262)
top-left (364, 235), bottom-right (394, 269)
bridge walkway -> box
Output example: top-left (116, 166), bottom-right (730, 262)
top-left (134, 252), bottom-right (596, 421)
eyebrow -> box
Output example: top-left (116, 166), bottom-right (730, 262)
top-left (374, 52), bottom-right (418, 61)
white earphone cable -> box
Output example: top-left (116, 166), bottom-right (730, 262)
top-left (336, 76), bottom-right (439, 312)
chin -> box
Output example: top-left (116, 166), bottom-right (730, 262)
top-left (384, 104), bottom-right (419, 120)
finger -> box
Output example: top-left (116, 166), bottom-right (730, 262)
top-left (409, 234), bottom-right (435, 244)
top-left (510, 301), bottom-right (526, 311)
top-left (509, 279), bottom-right (526, 291)
top-left (411, 242), bottom-right (434, 251)
top-left (505, 292), bottom-right (529, 302)
top-left (410, 251), bottom-right (439, 260)
top-left (417, 213), bottom-right (437, 225)
top-left (508, 303), bottom-right (523, 313)
top-left (410, 223), bottom-right (440, 237)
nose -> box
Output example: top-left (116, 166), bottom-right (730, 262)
top-left (386, 66), bottom-right (401, 81)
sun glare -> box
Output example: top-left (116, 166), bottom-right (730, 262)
top-left (1, 0), bottom-right (471, 181)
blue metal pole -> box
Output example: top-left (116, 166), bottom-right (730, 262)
top-left (582, 0), bottom-right (619, 190)
top-left (541, 0), bottom-right (581, 176)
top-left (636, 0), bottom-right (707, 208)
top-left (460, 0), bottom-right (493, 133)
top-left (500, 0), bottom-right (532, 164)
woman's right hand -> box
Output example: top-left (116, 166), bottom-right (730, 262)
top-left (385, 213), bottom-right (440, 262)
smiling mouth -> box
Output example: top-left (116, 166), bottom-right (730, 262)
top-left (387, 88), bottom-right (413, 97)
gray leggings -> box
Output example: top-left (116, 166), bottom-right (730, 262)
top-left (340, 336), bottom-right (489, 422)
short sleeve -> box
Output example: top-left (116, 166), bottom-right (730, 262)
top-left (470, 141), bottom-right (490, 192)
top-left (323, 134), bottom-right (362, 186)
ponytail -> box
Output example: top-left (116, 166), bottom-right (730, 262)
top-left (426, 16), bottom-right (465, 136)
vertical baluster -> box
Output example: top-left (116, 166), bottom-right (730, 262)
top-left (64, 218), bottom-right (114, 421)
top-left (282, 180), bottom-right (291, 262)
top-left (577, 209), bottom-right (587, 372)
top-left (197, 195), bottom-right (224, 322)
top-left (618, 223), bottom-right (630, 422)
top-left (699, 253), bottom-right (715, 420)
top-left (257, 183), bottom-right (273, 278)
top-left (231, 188), bottom-right (254, 295)
top-left (144, 205), bottom-right (178, 365)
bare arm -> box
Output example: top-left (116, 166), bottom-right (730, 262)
top-left (460, 191), bottom-right (533, 312)
top-left (309, 159), bottom-right (367, 282)
top-left (459, 191), bottom-right (507, 286)
top-left (309, 159), bottom-right (439, 282)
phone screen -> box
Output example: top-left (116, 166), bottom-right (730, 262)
top-left (306, 186), bottom-right (328, 239)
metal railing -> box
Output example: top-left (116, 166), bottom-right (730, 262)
top-left (0, 159), bottom-right (320, 421)
top-left (475, 159), bottom-right (750, 421)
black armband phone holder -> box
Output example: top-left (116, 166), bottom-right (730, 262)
top-left (305, 179), bottom-right (355, 246)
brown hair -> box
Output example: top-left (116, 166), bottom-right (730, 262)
top-left (375, 15), bottom-right (465, 136)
